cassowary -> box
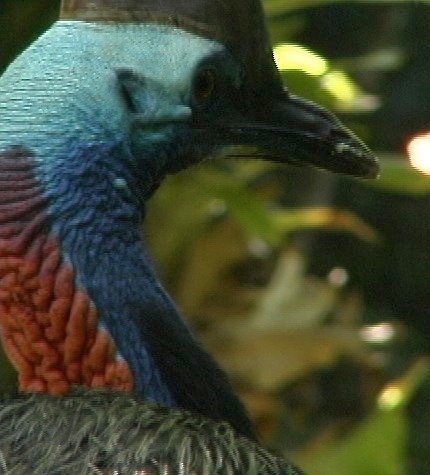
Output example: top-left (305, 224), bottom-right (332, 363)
top-left (0, 0), bottom-right (378, 473)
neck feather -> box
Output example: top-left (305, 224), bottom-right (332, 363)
top-left (41, 140), bottom-right (256, 438)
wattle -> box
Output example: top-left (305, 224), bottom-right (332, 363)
top-left (0, 146), bottom-right (135, 395)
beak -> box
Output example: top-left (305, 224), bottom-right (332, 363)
top-left (216, 92), bottom-right (379, 179)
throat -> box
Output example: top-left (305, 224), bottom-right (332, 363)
top-left (46, 141), bottom-right (255, 437)
top-left (0, 141), bottom-right (255, 438)
top-left (41, 140), bottom-right (176, 406)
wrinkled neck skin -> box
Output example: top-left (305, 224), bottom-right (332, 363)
top-left (0, 21), bottom-right (255, 438)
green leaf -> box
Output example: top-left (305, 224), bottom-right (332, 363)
top-left (274, 207), bottom-right (380, 243)
top-left (0, 1), bottom-right (60, 74)
top-left (265, 0), bottom-right (430, 16)
top-left (301, 359), bottom-right (429, 475)
top-left (366, 155), bottom-right (430, 195)
top-left (197, 170), bottom-right (283, 245)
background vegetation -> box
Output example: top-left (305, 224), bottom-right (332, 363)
top-left (1, 1), bottom-right (430, 474)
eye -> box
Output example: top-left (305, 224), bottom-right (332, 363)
top-left (193, 68), bottom-right (217, 105)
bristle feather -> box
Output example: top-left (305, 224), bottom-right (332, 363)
top-left (0, 389), bottom-right (304, 475)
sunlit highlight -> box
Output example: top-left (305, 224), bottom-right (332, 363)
top-left (248, 238), bottom-right (271, 258)
top-left (407, 132), bottom-right (430, 175)
top-left (207, 198), bottom-right (226, 215)
top-left (321, 70), bottom-right (358, 103)
top-left (378, 384), bottom-right (403, 410)
top-left (360, 322), bottom-right (395, 344)
top-left (327, 267), bottom-right (349, 287)
top-left (273, 44), bottom-right (328, 76)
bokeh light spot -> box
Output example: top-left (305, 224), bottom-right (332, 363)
top-left (407, 132), bottom-right (430, 175)
top-left (360, 322), bottom-right (395, 344)
top-left (378, 384), bottom-right (403, 410)
top-left (327, 267), bottom-right (349, 287)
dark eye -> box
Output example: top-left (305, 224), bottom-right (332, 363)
top-left (193, 69), bottom-right (217, 105)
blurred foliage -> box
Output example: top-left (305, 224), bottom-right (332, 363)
top-left (299, 360), bottom-right (429, 475)
top-left (0, 0), bottom-right (60, 74)
top-left (370, 156), bottom-right (430, 195)
top-left (147, 1), bottom-right (430, 472)
top-left (265, 0), bottom-right (430, 16)
top-left (1, 1), bottom-right (430, 474)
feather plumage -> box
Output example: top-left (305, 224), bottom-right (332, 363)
top-left (0, 389), bottom-right (304, 475)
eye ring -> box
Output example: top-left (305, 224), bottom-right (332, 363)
top-left (193, 68), bottom-right (217, 105)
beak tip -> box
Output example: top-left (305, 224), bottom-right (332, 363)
top-left (333, 141), bottom-right (380, 179)
top-left (353, 153), bottom-right (380, 180)
top-left (359, 154), bottom-right (381, 180)
top-left (368, 161), bottom-right (381, 180)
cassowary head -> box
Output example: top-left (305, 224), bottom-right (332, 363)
top-left (56, 0), bottom-right (379, 186)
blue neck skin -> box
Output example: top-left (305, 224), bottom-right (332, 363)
top-left (44, 136), bottom-right (255, 438)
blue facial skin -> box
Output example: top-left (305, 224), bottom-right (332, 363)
top-left (0, 21), bottom-right (255, 438)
